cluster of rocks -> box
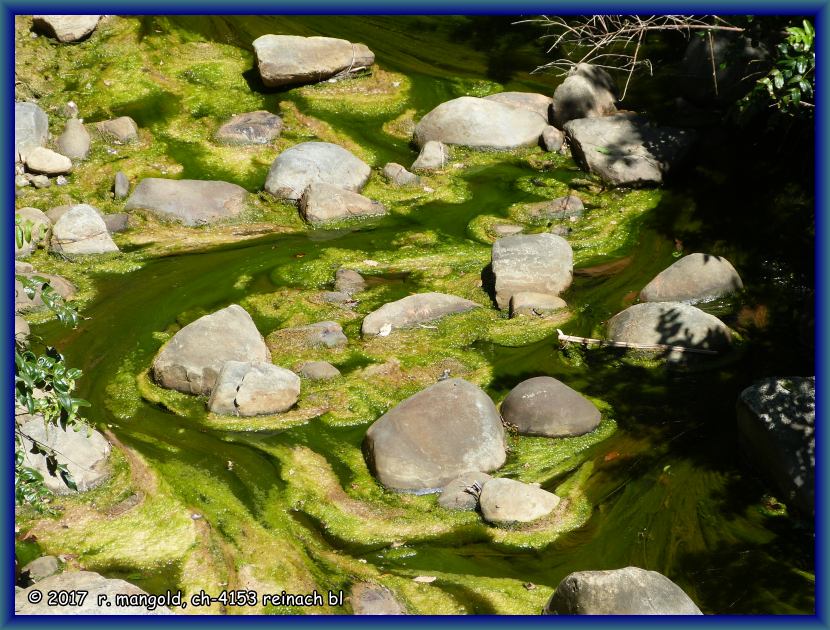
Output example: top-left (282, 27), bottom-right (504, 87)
top-left (15, 204), bottom-right (121, 257)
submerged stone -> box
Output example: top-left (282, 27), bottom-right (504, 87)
top-left (479, 478), bottom-right (560, 525)
top-left (362, 292), bottom-right (479, 337)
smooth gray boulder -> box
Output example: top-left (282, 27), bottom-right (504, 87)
top-left (15, 315), bottom-right (30, 342)
top-left (298, 361), bottom-right (341, 381)
top-left (15, 207), bottom-right (51, 258)
top-left (299, 183), bottom-right (386, 225)
top-left (544, 567), bottom-right (703, 615)
top-left (16, 571), bottom-right (173, 615)
top-left (351, 583), bottom-right (406, 615)
top-left (15, 102), bottom-right (48, 162)
top-left (334, 268), bottom-right (366, 295)
top-left (22, 147), bottom-right (72, 175)
top-left (152, 304), bottom-right (270, 395)
top-left (541, 125), bottom-right (565, 152)
top-left (438, 471), bottom-right (492, 511)
top-left (113, 171), bottom-right (130, 198)
top-left (552, 63), bottom-right (618, 128)
top-left (479, 478), bottom-right (560, 524)
top-left (265, 142), bottom-right (371, 201)
top-left (253, 34), bottom-right (375, 87)
top-left (208, 360), bottom-right (300, 416)
top-left (491, 233), bottom-right (573, 310)
top-left (32, 15), bottom-right (101, 43)
top-left (509, 292), bottom-right (567, 318)
top-left (56, 118), bottom-right (90, 160)
top-left (50, 205), bottom-right (119, 255)
top-left (411, 140), bottom-right (449, 171)
top-left (382, 162), bottom-right (420, 186)
top-left (21, 556), bottom-right (60, 584)
top-left (362, 292), bottom-right (479, 337)
top-left (364, 378), bottom-right (507, 491)
top-left (125, 178), bottom-right (248, 226)
top-left (413, 96), bottom-right (548, 150)
top-left (215, 111), bottom-right (283, 145)
top-left (606, 302), bottom-right (732, 351)
top-left (483, 91), bottom-right (553, 121)
top-left (15, 271), bottom-right (76, 313)
top-left (46, 203), bottom-right (100, 224)
top-left (94, 116), bottom-right (138, 143)
top-left (737, 376), bottom-right (815, 515)
top-left (501, 376), bottom-right (600, 437)
top-left (564, 114), bottom-right (695, 186)
top-left (640, 253), bottom-right (743, 304)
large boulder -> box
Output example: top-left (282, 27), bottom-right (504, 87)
top-left (544, 567), bottom-right (703, 615)
top-left (640, 253), bottom-right (743, 304)
top-left (15, 102), bottom-right (48, 162)
top-left (265, 142), bottom-right (371, 201)
top-left (551, 63), bottom-right (618, 128)
top-left (413, 96), bottom-right (548, 150)
top-left (32, 15), bottom-right (101, 43)
top-left (491, 233), bottom-right (573, 310)
top-left (56, 118), bottom-right (91, 160)
top-left (15, 207), bottom-right (51, 258)
top-left (500, 376), bottom-right (601, 437)
top-left (350, 583), bottom-right (406, 615)
top-left (152, 305), bottom-right (270, 395)
top-left (253, 34), bottom-right (375, 87)
top-left (50, 205), bottom-right (119, 255)
top-left (483, 91), bottom-right (553, 121)
top-left (16, 571), bottom-right (173, 615)
top-left (124, 178), bottom-right (248, 226)
top-left (606, 302), bottom-right (732, 351)
top-left (215, 111), bottom-right (283, 145)
top-left (299, 183), bottom-right (386, 225)
top-left (479, 478), bottom-right (560, 525)
top-left (362, 292), bottom-right (479, 337)
top-left (411, 140), bottom-right (449, 171)
top-left (208, 361), bottom-right (300, 416)
top-left (564, 114), bottom-right (695, 186)
top-left (21, 146), bottom-right (72, 175)
top-left (737, 376), bottom-right (815, 515)
top-left (364, 378), bottom-right (507, 491)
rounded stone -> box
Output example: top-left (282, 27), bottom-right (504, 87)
top-left (640, 253), bottom-right (744, 304)
top-left (500, 376), bottom-right (601, 437)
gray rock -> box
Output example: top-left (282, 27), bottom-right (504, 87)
top-left (438, 471), bottom-right (492, 511)
top-left (501, 376), bottom-right (600, 437)
top-left (298, 361), bottom-right (341, 381)
top-left (113, 171), bottom-right (130, 198)
top-left (362, 292), bottom-right (479, 337)
top-left (483, 91), bottom-right (553, 121)
top-left (50, 205), bottom-right (119, 255)
top-left (32, 15), bottom-right (101, 43)
top-left (492, 233), bottom-right (573, 310)
top-left (564, 114), bottom-right (696, 186)
top-left (522, 195), bottom-right (584, 222)
top-left (509, 292), bottom-right (567, 318)
top-left (21, 556), bottom-right (59, 584)
top-left (491, 223), bottom-right (524, 237)
top-left (56, 175), bottom-right (68, 186)
top-left (334, 268), bottom-right (366, 295)
top-left (321, 291), bottom-right (353, 304)
top-left (351, 583), bottom-right (406, 615)
top-left (289, 321), bottom-right (348, 348)
top-left (607, 302), bottom-right (732, 352)
top-left (94, 116), bottom-right (138, 143)
top-left (22, 147), bottom-right (72, 175)
top-left (479, 478), bottom-right (560, 524)
top-left (15, 102), bottom-right (49, 162)
top-left (15, 272), bottom-right (76, 313)
top-left (253, 34), bottom-right (375, 87)
top-left (16, 571), bottom-right (173, 615)
top-left (15, 207), bottom-right (51, 258)
top-left (737, 376), bottom-right (815, 515)
top-left (413, 96), bottom-right (548, 150)
top-left (15, 175), bottom-right (29, 188)
top-left (15, 315), bottom-right (30, 342)
top-left (382, 162), bottom-right (420, 186)
top-left (541, 125), bottom-right (565, 152)
top-left (640, 253), bottom-right (743, 304)
top-left (152, 304), bottom-right (270, 395)
top-left (30, 175), bottom-right (51, 189)
top-left (544, 567), bottom-right (703, 615)
top-left (56, 119), bottom-right (90, 160)
top-left (208, 360), bottom-right (300, 416)
top-left (47, 204), bottom-right (99, 224)
top-left (265, 142), bottom-right (371, 201)
top-left (411, 140), bottom-right (449, 171)
top-left (364, 378), bottom-right (507, 491)
top-left (103, 213), bottom-right (130, 233)
top-left (299, 183), bottom-right (386, 225)
top-left (552, 63), bottom-right (618, 128)
top-left (125, 178), bottom-right (248, 226)
top-left (215, 111), bottom-right (283, 145)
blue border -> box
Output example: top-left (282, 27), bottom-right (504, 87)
top-left (3, 1), bottom-right (827, 627)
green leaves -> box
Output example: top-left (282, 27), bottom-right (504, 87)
top-left (749, 18), bottom-right (814, 115)
top-left (16, 275), bottom-right (80, 327)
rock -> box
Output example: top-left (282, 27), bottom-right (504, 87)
top-left (15, 207), bottom-right (51, 258)
top-left (640, 253), bottom-right (743, 304)
top-left (266, 142), bottom-right (371, 201)
top-left (15, 261), bottom-right (34, 274)
top-left (56, 118), bottom-right (90, 160)
top-left (50, 204), bottom-right (119, 255)
top-left (322, 291), bottom-right (353, 304)
top-left (208, 361), bottom-right (300, 416)
top-left (215, 111), bottom-right (283, 145)
top-left (298, 361), bottom-right (341, 381)
top-left (152, 304), bottom-right (270, 395)
top-left (551, 63), bottom-right (618, 128)
top-left (252, 34), bottom-right (375, 87)
top-left (22, 147), bottom-right (72, 175)
top-left (509, 292), bottom-right (567, 318)
top-left (544, 567), bottom-right (703, 615)
top-left (351, 583), bottom-right (406, 615)
top-left (21, 556), bottom-right (60, 584)
top-left (299, 321), bottom-right (348, 348)
top-left (14, 315), bottom-right (30, 342)
top-left (413, 96), bottom-right (548, 150)
top-left (334, 268), bottom-right (366, 295)
top-left (737, 376), bottom-right (815, 515)
top-left (491, 233), bottom-right (573, 310)
top-left (500, 376), bottom-right (600, 437)
top-left (299, 183), bottom-right (386, 225)
top-left (15, 272), bottom-right (76, 313)
top-left (15, 175), bottom-right (29, 188)
top-left (32, 15), bottom-right (101, 43)
top-left (362, 292), bottom-right (479, 337)
top-left (411, 140), bottom-right (449, 171)
top-left (479, 478), bottom-right (560, 524)
top-left (382, 162), bottom-right (420, 186)
top-left (17, 413), bottom-right (110, 494)
top-left (16, 571), bottom-right (173, 615)
top-left (606, 302), bottom-right (732, 352)
top-left (438, 471), bottom-right (492, 511)
top-left (491, 223), bottom-right (524, 237)
top-left (46, 204), bottom-right (98, 224)
top-left (364, 378), bottom-right (507, 491)
top-left (520, 195), bottom-right (584, 222)
top-left (124, 178), bottom-right (248, 226)
top-left (103, 213), bottom-right (130, 233)
top-left (15, 102), bottom-right (49, 162)
top-left (483, 91), bottom-right (553, 121)
top-left (564, 114), bottom-right (696, 186)
top-left (113, 171), bottom-right (130, 198)
top-left (541, 125), bottom-right (565, 152)
top-left (94, 116), bottom-right (139, 143)
top-left (30, 175), bottom-right (51, 189)
top-left (56, 175), bottom-right (68, 186)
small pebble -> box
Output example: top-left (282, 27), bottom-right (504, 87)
top-left (55, 175), bottom-right (68, 186)
top-left (190, 513), bottom-right (203, 520)
top-left (15, 175), bottom-right (29, 188)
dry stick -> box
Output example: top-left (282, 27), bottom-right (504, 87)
top-left (621, 31), bottom-right (643, 100)
top-left (708, 30), bottom-right (719, 97)
top-left (556, 329), bottom-right (720, 355)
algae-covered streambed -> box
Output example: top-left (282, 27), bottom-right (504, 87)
top-left (15, 15), bottom-right (814, 615)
